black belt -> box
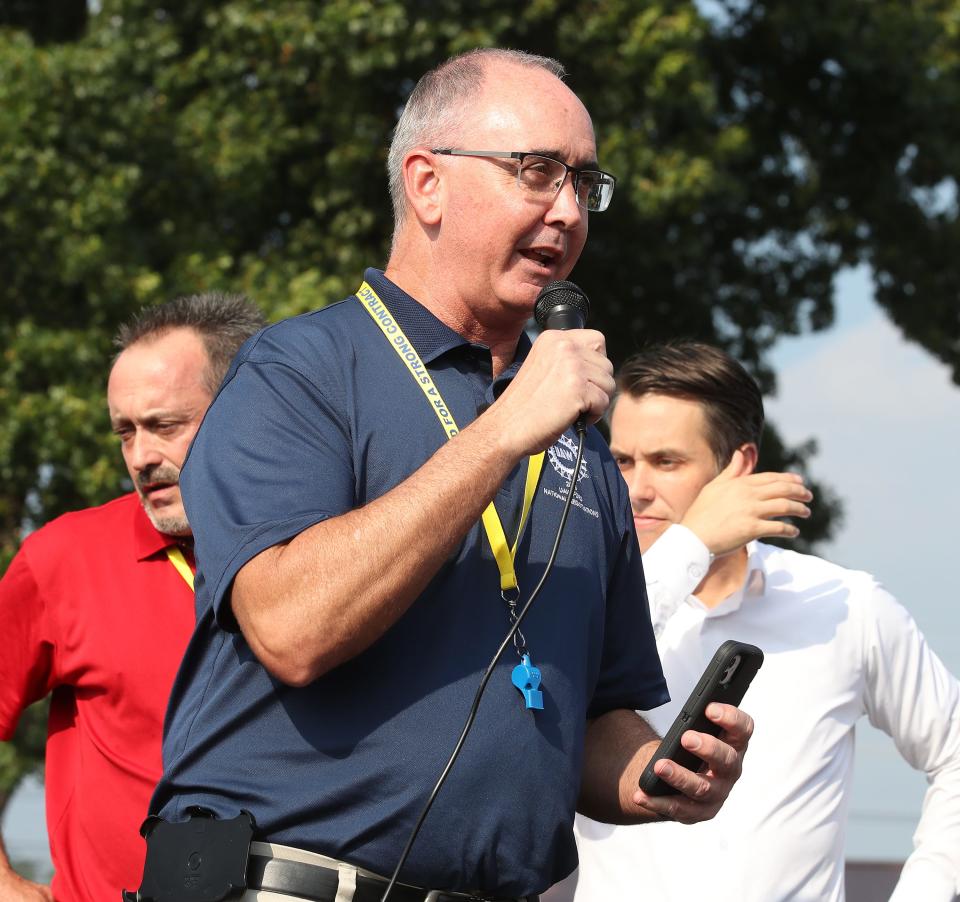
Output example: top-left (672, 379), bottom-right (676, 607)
top-left (247, 852), bottom-right (539, 902)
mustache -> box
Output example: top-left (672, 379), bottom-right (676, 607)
top-left (136, 464), bottom-right (180, 492)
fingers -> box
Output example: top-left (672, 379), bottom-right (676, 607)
top-left (772, 500), bottom-right (812, 519)
top-left (739, 475), bottom-right (814, 525)
top-left (654, 742), bottom-right (713, 798)
top-left (491, 328), bottom-right (614, 455)
top-left (543, 330), bottom-right (615, 417)
top-left (746, 470), bottom-right (805, 486)
top-left (581, 360), bottom-right (616, 423)
top-left (683, 469), bottom-right (813, 554)
top-left (755, 496), bottom-right (812, 521)
top-left (632, 742), bottom-right (722, 824)
top-left (771, 520), bottom-right (800, 539)
top-left (715, 449), bottom-right (744, 481)
top-left (706, 702), bottom-right (754, 749)
top-left (632, 707), bottom-right (753, 824)
top-left (754, 476), bottom-right (813, 502)
top-left (549, 337), bottom-right (614, 424)
top-left (579, 328), bottom-right (607, 354)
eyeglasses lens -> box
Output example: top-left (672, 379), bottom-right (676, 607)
top-left (518, 155), bottom-right (565, 195)
top-left (517, 155), bottom-right (613, 212)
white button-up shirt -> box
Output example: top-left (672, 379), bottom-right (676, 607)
top-left (546, 526), bottom-right (960, 901)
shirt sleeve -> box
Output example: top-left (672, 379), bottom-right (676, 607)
top-left (858, 585), bottom-right (960, 901)
top-left (0, 545), bottom-right (57, 739)
top-left (180, 333), bottom-right (356, 630)
top-left (639, 524), bottom-right (712, 636)
top-left (588, 524), bottom-right (669, 719)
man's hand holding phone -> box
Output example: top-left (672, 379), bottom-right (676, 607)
top-left (633, 640), bottom-right (763, 823)
top-left (633, 701), bottom-right (754, 823)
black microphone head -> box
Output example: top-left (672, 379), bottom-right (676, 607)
top-left (534, 280), bottom-right (590, 331)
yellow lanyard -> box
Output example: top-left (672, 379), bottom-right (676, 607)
top-left (165, 546), bottom-right (195, 590)
top-left (356, 280), bottom-right (543, 592)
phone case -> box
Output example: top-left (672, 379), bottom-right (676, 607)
top-left (639, 639), bottom-right (763, 797)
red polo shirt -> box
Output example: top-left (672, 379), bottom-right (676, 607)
top-left (0, 493), bottom-right (196, 901)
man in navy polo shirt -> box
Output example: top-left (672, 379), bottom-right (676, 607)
top-left (149, 48), bottom-right (754, 901)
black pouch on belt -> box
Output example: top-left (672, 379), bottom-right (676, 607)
top-left (121, 806), bottom-right (256, 902)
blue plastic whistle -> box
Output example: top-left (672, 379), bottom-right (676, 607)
top-left (511, 654), bottom-right (544, 710)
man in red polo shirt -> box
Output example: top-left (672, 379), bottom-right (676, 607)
top-left (0, 293), bottom-right (264, 901)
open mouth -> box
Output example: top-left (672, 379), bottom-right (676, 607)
top-left (520, 247), bottom-right (561, 267)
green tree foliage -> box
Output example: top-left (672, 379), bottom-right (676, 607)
top-left (3, 0), bottom-right (959, 798)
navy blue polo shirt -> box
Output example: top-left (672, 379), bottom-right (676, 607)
top-left (153, 269), bottom-right (668, 896)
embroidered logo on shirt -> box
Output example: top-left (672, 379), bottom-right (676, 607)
top-left (547, 433), bottom-right (590, 483)
top-left (542, 434), bottom-right (599, 519)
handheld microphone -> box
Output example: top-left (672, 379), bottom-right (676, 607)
top-left (534, 279), bottom-right (590, 332)
top-left (534, 280), bottom-right (591, 434)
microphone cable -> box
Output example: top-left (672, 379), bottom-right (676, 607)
top-left (380, 430), bottom-right (587, 902)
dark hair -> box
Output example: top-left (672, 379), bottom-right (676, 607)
top-left (615, 341), bottom-right (764, 467)
top-left (114, 292), bottom-right (266, 394)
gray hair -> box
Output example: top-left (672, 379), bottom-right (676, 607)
top-left (114, 292), bottom-right (266, 395)
top-left (387, 48), bottom-right (567, 231)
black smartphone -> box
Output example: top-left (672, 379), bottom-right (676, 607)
top-left (639, 639), bottom-right (763, 797)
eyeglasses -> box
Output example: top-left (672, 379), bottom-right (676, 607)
top-left (431, 149), bottom-right (616, 213)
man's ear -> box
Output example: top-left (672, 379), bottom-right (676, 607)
top-left (402, 150), bottom-right (443, 227)
top-left (736, 443), bottom-right (759, 475)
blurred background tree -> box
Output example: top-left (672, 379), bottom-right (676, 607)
top-left (2, 0), bottom-right (959, 807)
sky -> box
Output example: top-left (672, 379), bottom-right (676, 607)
top-left (766, 264), bottom-right (960, 860)
top-left (4, 266), bottom-right (959, 871)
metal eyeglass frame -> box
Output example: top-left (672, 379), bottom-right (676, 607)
top-left (430, 148), bottom-right (616, 212)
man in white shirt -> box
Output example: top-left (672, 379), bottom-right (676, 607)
top-left (546, 341), bottom-right (960, 901)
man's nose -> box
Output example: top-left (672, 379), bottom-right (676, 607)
top-left (628, 466), bottom-right (656, 506)
top-left (545, 173), bottom-right (585, 229)
top-left (127, 431), bottom-right (163, 472)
